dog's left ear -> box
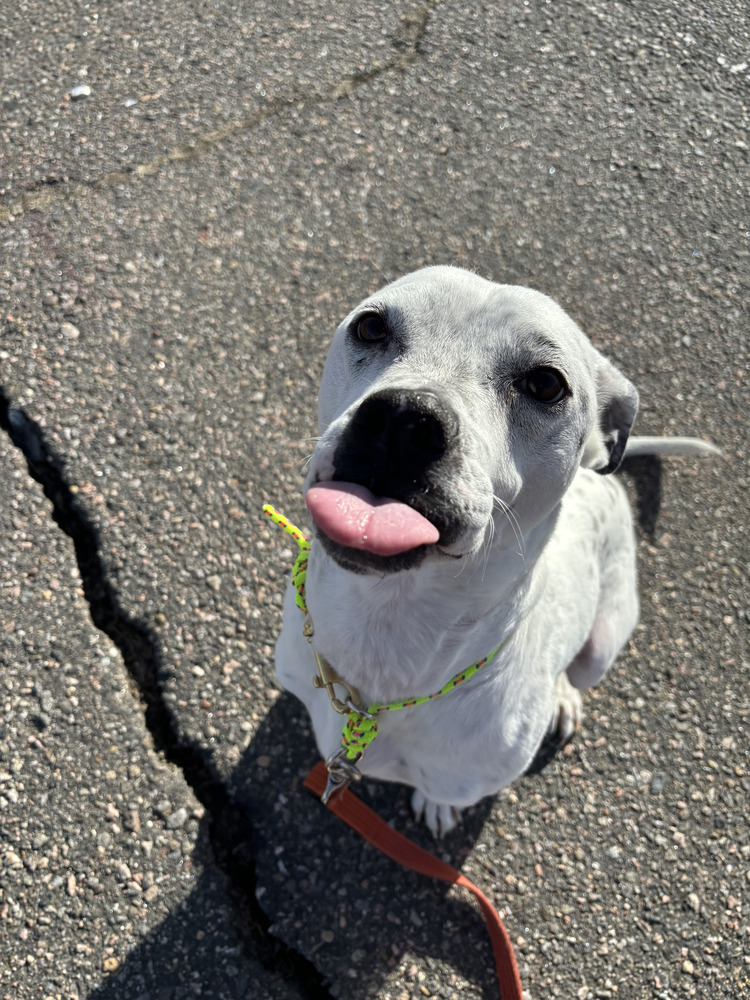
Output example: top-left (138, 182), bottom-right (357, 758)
top-left (581, 359), bottom-right (639, 475)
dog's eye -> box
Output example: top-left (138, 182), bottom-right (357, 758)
top-left (355, 313), bottom-right (389, 344)
top-left (516, 367), bottom-right (568, 404)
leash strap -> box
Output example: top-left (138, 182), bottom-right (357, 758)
top-left (304, 761), bottom-right (525, 1000)
top-left (261, 504), bottom-right (310, 612)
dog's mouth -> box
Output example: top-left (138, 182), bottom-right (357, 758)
top-left (306, 481), bottom-right (440, 557)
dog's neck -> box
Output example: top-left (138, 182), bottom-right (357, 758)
top-left (304, 514), bottom-right (556, 704)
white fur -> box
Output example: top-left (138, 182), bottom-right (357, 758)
top-left (273, 267), bottom-right (717, 835)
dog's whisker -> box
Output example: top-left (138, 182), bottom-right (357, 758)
top-left (479, 517), bottom-right (495, 582)
top-left (500, 501), bottom-right (524, 558)
top-left (492, 495), bottom-right (526, 561)
top-left (453, 553), bottom-right (469, 579)
top-left (365, 256), bottom-right (392, 285)
top-left (294, 437), bottom-right (322, 473)
top-left (457, 519), bottom-right (496, 585)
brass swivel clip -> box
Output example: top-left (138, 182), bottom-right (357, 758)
top-left (312, 650), bottom-right (374, 720)
top-left (304, 613), bottom-right (374, 802)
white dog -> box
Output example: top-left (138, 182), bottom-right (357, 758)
top-left (272, 266), bottom-right (718, 836)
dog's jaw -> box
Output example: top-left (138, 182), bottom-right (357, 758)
top-left (314, 530), bottom-right (434, 574)
top-left (304, 456), bottom-right (496, 575)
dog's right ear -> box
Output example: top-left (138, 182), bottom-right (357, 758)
top-left (581, 360), bottom-right (639, 475)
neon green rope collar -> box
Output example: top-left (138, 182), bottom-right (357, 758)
top-left (263, 504), bottom-right (508, 763)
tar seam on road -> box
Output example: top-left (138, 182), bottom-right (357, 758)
top-left (0, 1), bottom-right (441, 226)
top-left (0, 386), bottom-right (334, 1000)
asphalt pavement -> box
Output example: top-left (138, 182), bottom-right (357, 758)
top-left (1, 2), bottom-right (748, 999)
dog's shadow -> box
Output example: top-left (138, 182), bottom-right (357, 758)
top-left (237, 692), bottom-right (503, 997)
top-left (619, 454), bottom-right (663, 541)
top-left (88, 692), bottom-right (507, 1000)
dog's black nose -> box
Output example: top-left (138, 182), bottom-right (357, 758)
top-left (353, 389), bottom-right (454, 460)
top-left (333, 387), bottom-right (458, 497)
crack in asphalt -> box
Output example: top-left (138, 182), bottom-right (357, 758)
top-left (0, 386), bottom-right (334, 1000)
top-left (0, 6), bottom-right (444, 984)
top-left (332, 3), bottom-right (436, 97)
top-left (0, 2), bottom-right (442, 225)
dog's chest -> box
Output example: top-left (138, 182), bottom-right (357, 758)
top-left (303, 556), bottom-right (526, 707)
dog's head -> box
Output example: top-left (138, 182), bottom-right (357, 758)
top-left (305, 267), bottom-right (638, 574)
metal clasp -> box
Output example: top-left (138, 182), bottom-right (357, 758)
top-left (312, 651), bottom-right (374, 719)
top-left (304, 613), bottom-right (374, 803)
top-left (321, 748), bottom-right (363, 804)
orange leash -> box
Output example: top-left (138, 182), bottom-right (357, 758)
top-left (304, 761), bottom-right (525, 1000)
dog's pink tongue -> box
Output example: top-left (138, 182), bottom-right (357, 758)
top-left (306, 482), bottom-right (439, 556)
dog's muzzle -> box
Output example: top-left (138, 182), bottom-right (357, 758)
top-left (305, 387), bottom-right (465, 573)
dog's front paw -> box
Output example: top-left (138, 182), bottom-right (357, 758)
top-left (549, 671), bottom-right (583, 744)
top-left (411, 790), bottom-right (462, 837)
